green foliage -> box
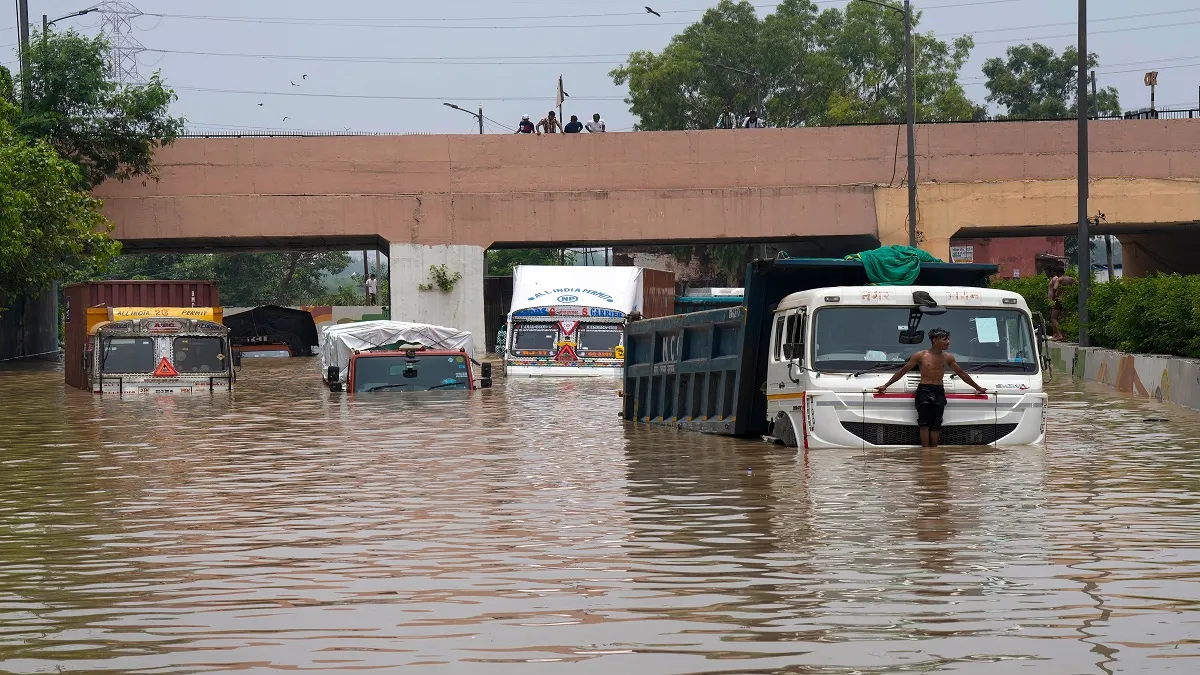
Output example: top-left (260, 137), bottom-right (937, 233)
top-left (610, 0), bottom-right (983, 131)
top-left (15, 30), bottom-right (183, 187)
top-left (0, 112), bottom-right (119, 301)
top-left (417, 264), bottom-right (462, 292)
top-left (992, 273), bottom-right (1200, 358)
top-left (982, 43), bottom-right (1122, 119)
top-left (486, 248), bottom-right (574, 276)
top-left (96, 252), bottom-right (353, 306)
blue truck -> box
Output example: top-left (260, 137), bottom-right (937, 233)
top-left (622, 257), bottom-right (1050, 448)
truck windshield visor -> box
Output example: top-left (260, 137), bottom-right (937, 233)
top-left (576, 326), bottom-right (621, 353)
top-left (813, 306), bottom-right (1036, 373)
top-left (174, 337), bottom-right (228, 373)
top-left (353, 354), bottom-right (471, 392)
top-left (101, 337), bottom-right (156, 373)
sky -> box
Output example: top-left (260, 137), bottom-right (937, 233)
top-left (3, 0), bottom-right (1199, 135)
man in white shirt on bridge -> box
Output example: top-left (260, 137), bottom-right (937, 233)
top-left (585, 113), bottom-right (606, 133)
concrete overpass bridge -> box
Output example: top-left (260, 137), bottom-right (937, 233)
top-left (95, 119), bottom-right (1200, 346)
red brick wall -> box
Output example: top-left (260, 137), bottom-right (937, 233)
top-left (948, 237), bottom-right (1065, 279)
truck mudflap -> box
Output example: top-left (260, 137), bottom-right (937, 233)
top-left (797, 391), bottom-right (1046, 449)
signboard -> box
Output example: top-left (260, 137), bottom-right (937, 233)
top-left (949, 246), bottom-right (974, 264)
top-left (148, 319), bottom-right (185, 334)
top-left (1012, 268), bottom-right (1021, 279)
top-left (111, 307), bottom-right (216, 321)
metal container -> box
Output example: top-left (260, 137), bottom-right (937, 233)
top-left (639, 268), bottom-right (676, 319)
top-left (63, 281), bottom-right (220, 390)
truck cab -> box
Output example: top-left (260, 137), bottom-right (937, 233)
top-left (328, 348), bottom-right (492, 394)
top-left (84, 316), bottom-right (237, 394)
top-left (765, 287), bottom-right (1046, 448)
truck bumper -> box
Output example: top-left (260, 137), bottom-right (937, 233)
top-left (794, 391), bottom-right (1046, 449)
top-left (507, 365), bottom-right (622, 378)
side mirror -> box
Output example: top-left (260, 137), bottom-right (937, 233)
top-left (899, 330), bottom-right (926, 345)
top-left (782, 343), bottom-right (801, 360)
top-left (327, 366), bottom-right (342, 391)
top-left (479, 362), bottom-right (493, 388)
top-left (232, 351), bottom-right (242, 367)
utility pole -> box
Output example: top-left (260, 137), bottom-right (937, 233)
top-left (17, 0), bottom-right (30, 105)
top-left (1105, 235), bottom-right (1115, 281)
top-left (1076, 0), bottom-right (1091, 347)
top-left (478, 105), bottom-right (484, 135)
top-left (903, 0), bottom-right (917, 248)
top-left (1090, 70), bottom-right (1097, 117)
top-left (443, 102), bottom-right (484, 134)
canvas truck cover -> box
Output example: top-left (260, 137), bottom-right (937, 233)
top-left (509, 266), bottom-right (643, 316)
top-left (320, 320), bottom-right (474, 384)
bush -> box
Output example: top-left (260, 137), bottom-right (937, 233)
top-left (991, 273), bottom-right (1200, 358)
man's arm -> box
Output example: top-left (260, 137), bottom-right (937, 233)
top-left (948, 355), bottom-right (987, 394)
top-left (875, 353), bottom-right (922, 393)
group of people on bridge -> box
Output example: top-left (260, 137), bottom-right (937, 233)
top-left (516, 111), bottom-right (606, 135)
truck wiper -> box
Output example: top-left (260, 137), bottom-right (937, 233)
top-left (963, 362), bottom-right (1023, 373)
top-left (428, 382), bottom-right (467, 390)
top-left (853, 363), bottom-right (901, 377)
top-left (365, 383), bottom-right (416, 392)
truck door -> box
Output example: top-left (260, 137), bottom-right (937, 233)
top-left (766, 309), bottom-right (806, 396)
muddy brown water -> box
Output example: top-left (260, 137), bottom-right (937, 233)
top-left (2, 358), bottom-right (1200, 673)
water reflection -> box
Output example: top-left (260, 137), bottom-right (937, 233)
top-left (0, 360), bottom-right (1199, 672)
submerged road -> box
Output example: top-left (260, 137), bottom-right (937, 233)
top-left (2, 359), bottom-right (1199, 673)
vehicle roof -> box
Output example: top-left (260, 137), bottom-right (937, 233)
top-left (777, 286), bottom-right (1028, 312)
top-left (352, 349), bottom-right (469, 358)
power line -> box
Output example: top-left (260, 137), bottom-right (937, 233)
top-left (172, 85), bottom-right (625, 102)
top-left (974, 18), bottom-right (1200, 46)
top-left (142, 47), bottom-right (622, 66)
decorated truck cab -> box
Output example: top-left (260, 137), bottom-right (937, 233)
top-left (83, 310), bottom-right (237, 394)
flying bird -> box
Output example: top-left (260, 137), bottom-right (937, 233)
top-left (283, 116), bottom-right (289, 121)
top-left (645, 6), bottom-right (660, 17)
top-left (290, 80), bottom-right (299, 86)
top-left (257, 103), bottom-right (264, 106)
top-left (302, 74), bottom-right (308, 79)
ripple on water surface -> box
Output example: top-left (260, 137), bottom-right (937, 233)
top-left (2, 359), bottom-right (1200, 673)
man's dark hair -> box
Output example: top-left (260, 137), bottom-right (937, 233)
top-left (570, 115), bottom-right (578, 121)
top-left (929, 328), bottom-right (950, 341)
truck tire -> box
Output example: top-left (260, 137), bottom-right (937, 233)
top-left (774, 412), bottom-right (799, 448)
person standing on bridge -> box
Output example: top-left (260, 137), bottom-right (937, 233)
top-left (742, 109), bottom-right (764, 128)
top-left (585, 113), bottom-right (606, 133)
top-left (515, 114), bottom-right (537, 134)
top-left (715, 104), bottom-right (737, 129)
top-left (1048, 266), bottom-right (1075, 341)
top-left (537, 111), bottom-right (562, 134)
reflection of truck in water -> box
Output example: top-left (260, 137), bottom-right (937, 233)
top-left (623, 258), bottom-right (1048, 449)
top-left (504, 266), bottom-right (674, 378)
top-left (320, 321), bottom-right (487, 393)
top-left (64, 281), bottom-right (238, 395)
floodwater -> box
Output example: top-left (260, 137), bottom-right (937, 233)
top-left (2, 360), bottom-right (1200, 674)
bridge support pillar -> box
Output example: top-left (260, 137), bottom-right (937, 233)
top-left (388, 243), bottom-right (486, 358)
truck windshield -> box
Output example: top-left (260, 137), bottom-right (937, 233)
top-left (174, 337), bottom-right (228, 373)
top-left (101, 337), bottom-right (156, 373)
top-left (812, 307), bottom-right (1036, 373)
top-left (577, 327), bottom-right (621, 352)
top-left (512, 324), bottom-right (557, 351)
top-left (353, 354), bottom-right (471, 393)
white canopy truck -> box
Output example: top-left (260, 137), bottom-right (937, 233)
top-left (504, 265), bottom-right (674, 377)
top-left (623, 258), bottom-right (1048, 448)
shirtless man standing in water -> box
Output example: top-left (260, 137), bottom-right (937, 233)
top-left (874, 328), bottom-right (987, 448)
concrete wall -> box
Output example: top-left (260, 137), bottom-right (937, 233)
top-left (1119, 231), bottom-right (1200, 277)
top-left (95, 119), bottom-right (1200, 258)
top-left (1048, 342), bottom-right (1200, 412)
top-left (389, 244), bottom-right (485, 358)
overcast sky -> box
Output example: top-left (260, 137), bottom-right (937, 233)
top-left (3, 1), bottom-right (1199, 134)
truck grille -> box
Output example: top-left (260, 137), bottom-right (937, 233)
top-left (841, 422), bottom-right (1019, 447)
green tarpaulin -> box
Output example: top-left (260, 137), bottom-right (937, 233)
top-left (845, 246), bottom-right (944, 286)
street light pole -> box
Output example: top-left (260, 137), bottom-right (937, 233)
top-left (854, 0), bottom-right (917, 248)
top-left (443, 102), bottom-right (484, 134)
top-left (1076, 0), bottom-right (1091, 347)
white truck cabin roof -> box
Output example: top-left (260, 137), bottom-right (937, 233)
top-left (776, 286), bottom-right (1030, 313)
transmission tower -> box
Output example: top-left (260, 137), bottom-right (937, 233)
top-left (96, 1), bottom-right (146, 84)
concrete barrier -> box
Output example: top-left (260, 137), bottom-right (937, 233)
top-left (1047, 341), bottom-right (1200, 412)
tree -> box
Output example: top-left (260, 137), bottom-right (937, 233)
top-left (610, 0), bottom-right (983, 131)
top-left (486, 248), bottom-right (575, 276)
top-left (1, 110), bottom-right (119, 301)
top-left (982, 43), bottom-right (1122, 119)
top-left (14, 30), bottom-right (183, 187)
top-left (96, 252), bottom-right (353, 306)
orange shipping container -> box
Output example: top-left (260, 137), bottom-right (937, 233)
top-left (62, 281), bottom-right (220, 390)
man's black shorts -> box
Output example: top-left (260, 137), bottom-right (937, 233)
top-left (915, 384), bottom-right (947, 430)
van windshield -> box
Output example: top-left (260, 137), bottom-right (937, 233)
top-left (353, 353), bottom-right (471, 393)
top-left (812, 307), bottom-right (1036, 373)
